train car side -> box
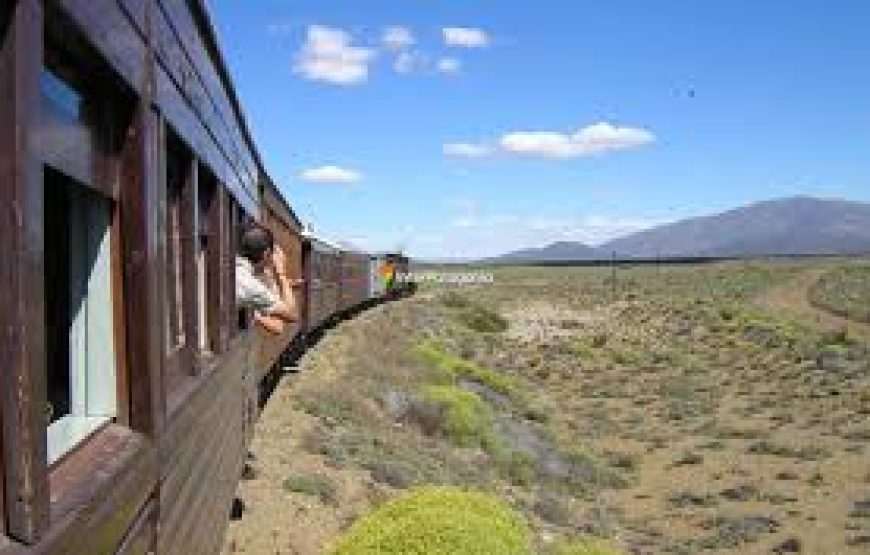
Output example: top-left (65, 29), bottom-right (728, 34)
top-left (302, 233), bottom-right (342, 332)
top-left (339, 250), bottom-right (370, 313)
top-left (253, 183), bottom-right (305, 379)
top-left (0, 2), bottom-right (411, 554)
top-left (1, 1), bottom-right (259, 553)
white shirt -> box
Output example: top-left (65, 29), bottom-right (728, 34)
top-left (235, 256), bottom-right (280, 312)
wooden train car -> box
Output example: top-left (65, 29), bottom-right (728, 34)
top-left (339, 250), bottom-right (371, 313)
top-left (0, 1), bottom-right (269, 553)
top-left (254, 181), bottom-right (305, 379)
top-left (302, 231), bottom-right (342, 332)
top-left (0, 2), bottom-right (412, 554)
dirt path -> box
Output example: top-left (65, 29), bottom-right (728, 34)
top-left (755, 267), bottom-right (870, 342)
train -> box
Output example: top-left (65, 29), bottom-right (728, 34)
top-left (0, 1), bottom-right (412, 554)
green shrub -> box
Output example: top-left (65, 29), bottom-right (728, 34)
top-left (283, 473), bottom-right (338, 504)
top-left (439, 291), bottom-right (509, 332)
top-left (809, 265), bottom-right (870, 323)
top-left (497, 450), bottom-right (537, 487)
top-left (414, 341), bottom-right (515, 395)
top-left (455, 303), bottom-right (510, 333)
top-left (421, 385), bottom-right (500, 451)
top-left (742, 317), bottom-right (799, 348)
top-left (297, 391), bottom-right (357, 424)
top-left (562, 448), bottom-right (631, 491)
top-left (328, 487), bottom-right (533, 555)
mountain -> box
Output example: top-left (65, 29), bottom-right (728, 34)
top-left (488, 197), bottom-right (870, 262)
top-left (486, 241), bottom-right (602, 263)
top-left (602, 196), bottom-right (870, 258)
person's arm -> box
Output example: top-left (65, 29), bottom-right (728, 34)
top-left (262, 244), bottom-right (302, 322)
top-left (237, 257), bottom-right (288, 335)
top-left (254, 312), bottom-right (285, 334)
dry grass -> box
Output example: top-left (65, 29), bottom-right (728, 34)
top-left (223, 260), bottom-right (870, 555)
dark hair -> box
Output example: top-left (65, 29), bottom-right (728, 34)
top-left (239, 222), bottom-right (274, 264)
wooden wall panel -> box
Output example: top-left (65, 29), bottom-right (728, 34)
top-left (56, 0), bottom-right (147, 94)
top-left (156, 337), bottom-right (251, 555)
top-left (0, 0), bottom-right (309, 552)
top-left (0, 0), bottom-right (50, 543)
top-left (151, 6), bottom-right (243, 192)
top-left (158, 0), bottom-right (259, 192)
top-left (120, 106), bottom-right (167, 438)
top-left (59, 0), bottom-right (258, 216)
top-left (35, 427), bottom-right (156, 555)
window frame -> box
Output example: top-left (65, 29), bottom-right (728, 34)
top-left (0, 3), bottom-right (144, 542)
top-left (161, 124), bottom-right (199, 397)
top-left (196, 164), bottom-right (230, 358)
top-left (44, 175), bottom-right (119, 466)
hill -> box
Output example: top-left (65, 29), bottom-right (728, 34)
top-left (603, 196), bottom-right (870, 258)
top-left (489, 197), bottom-right (870, 262)
top-left (486, 241), bottom-right (602, 263)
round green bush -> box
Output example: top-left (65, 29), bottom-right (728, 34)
top-left (328, 487), bottom-right (533, 555)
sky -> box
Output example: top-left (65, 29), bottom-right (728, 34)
top-left (208, 0), bottom-right (870, 259)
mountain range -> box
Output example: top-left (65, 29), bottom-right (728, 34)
top-left (488, 196), bottom-right (870, 262)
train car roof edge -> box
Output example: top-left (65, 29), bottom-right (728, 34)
top-left (187, 0), bottom-right (302, 229)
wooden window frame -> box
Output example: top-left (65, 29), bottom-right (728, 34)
top-left (1, 0), bottom-right (52, 542)
top-left (224, 198), bottom-right (240, 339)
top-left (43, 171), bottom-right (120, 466)
top-left (161, 124), bottom-right (199, 399)
top-left (196, 165), bottom-right (233, 359)
top-left (1, 2), bottom-right (163, 544)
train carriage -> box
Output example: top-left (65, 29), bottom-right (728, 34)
top-left (339, 249), bottom-right (371, 313)
top-left (1, 1), bottom-right (266, 553)
top-left (301, 231), bottom-right (342, 333)
top-left (254, 180), bottom-right (305, 379)
top-left (0, 2), bottom-right (411, 554)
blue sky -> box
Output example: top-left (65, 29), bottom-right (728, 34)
top-left (209, 0), bottom-right (870, 259)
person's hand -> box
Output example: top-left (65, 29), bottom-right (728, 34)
top-left (271, 244), bottom-right (288, 274)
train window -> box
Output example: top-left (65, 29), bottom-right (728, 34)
top-left (44, 167), bottom-right (117, 465)
top-left (197, 165), bottom-right (220, 354)
top-left (165, 152), bottom-right (185, 353)
top-left (227, 200), bottom-right (244, 334)
top-left (163, 127), bottom-right (197, 391)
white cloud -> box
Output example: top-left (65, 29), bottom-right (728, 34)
top-left (443, 27), bottom-right (490, 48)
top-left (443, 142), bottom-right (491, 158)
top-left (436, 57), bottom-right (462, 75)
top-left (297, 165), bottom-right (362, 184)
top-left (445, 122), bottom-right (655, 160)
top-left (394, 51), bottom-right (426, 74)
top-left (382, 26), bottom-right (415, 50)
top-left (293, 25), bottom-right (376, 85)
top-left (500, 123), bottom-right (654, 159)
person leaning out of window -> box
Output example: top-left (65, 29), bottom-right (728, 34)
top-left (236, 222), bottom-right (303, 334)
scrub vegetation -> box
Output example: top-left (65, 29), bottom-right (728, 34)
top-left (224, 259), bottom-right (870, 555)
top-left (810, 263), bottom-right (870, 323)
